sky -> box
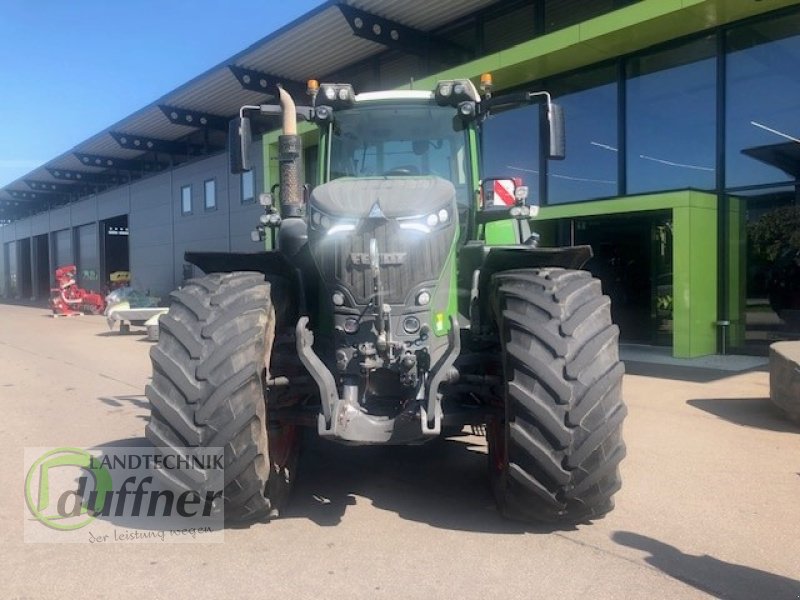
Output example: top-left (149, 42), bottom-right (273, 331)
top-left (0, 0), bottom-right (324, 187)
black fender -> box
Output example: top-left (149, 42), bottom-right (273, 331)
top-left (186, 250), bottom-right (294, 276)
top-left (459, 242), bottom-right (593, 334)
top-left (185, 249), bottom-right (312, 317)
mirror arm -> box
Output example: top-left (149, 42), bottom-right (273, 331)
top-left (479, 91), bottom-right (531, 115)
top-left (239, 105), bottom-right (261, 119)
top-left (479, 90), bottom-right (552, 115)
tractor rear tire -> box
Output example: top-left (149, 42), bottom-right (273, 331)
top-left (145, 271), bottom-right (298, 523)
top-left (488, 268), bottom-right (626, 524)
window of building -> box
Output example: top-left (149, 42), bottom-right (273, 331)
top-left (180, 185), bottom-right (192, 215)
top-left (482, 2), bottom-right (538, 54)
top-left (481, 103), bottom-right (540, 203)
top-left (241, 170), bottom-right (255, 204)
top-left (726, 186), bottom-right (800, 353)
top-left (545, 0), bottom-right (615, 33)
top-left (204, 178), bottom-right (216, 211)
top-left (547, 65), bottom-right (619, 203)
top-left (725, 13), bottom-right (800, 189)
top-left (626, 36), bottom-right (717, 194)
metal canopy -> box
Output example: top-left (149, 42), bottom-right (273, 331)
top-left (159, 105), bottom-right (229, 131)
top-left (338, 4), bottom-right (470, 63)
top-left (7, 189), bottom-right (70, 203)
top-left (109, 131), bottom-right (210, 156)
top-left (0, 0), bottom-right (497, 219)
top-left (25, 180), bottom-right (97, 195)
top-left (228, 65), bottom-right (307, 99)
top-left (46, 168), bottom-right (127, 185)
top-left (74, 152), bottom-right (167, 172)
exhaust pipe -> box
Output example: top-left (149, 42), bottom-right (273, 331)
top-left (277, 85), bottom-right (304, 218)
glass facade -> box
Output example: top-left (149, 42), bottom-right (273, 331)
top-left (726, 14), bottom-right (800, 190)
top-left (481, 104), bottom-right (540, 200)
top-left (724, 14), bottom-right (800, 352)
top-left (626, 36), bottom-right (717, 194)
top-left (479, 7), bottom-right (800, 352)
top-left (547, 65), bottom-right (618, 203)
top-left (726, 186), bottom-right (800, 353)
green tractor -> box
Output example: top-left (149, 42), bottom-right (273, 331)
top-left (145, 75), bottom-right (626, 524)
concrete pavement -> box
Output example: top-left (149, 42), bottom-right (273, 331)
top-left (1, 303), bottom-right (798, 599)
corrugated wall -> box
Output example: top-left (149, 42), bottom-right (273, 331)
top-left (0, 139), bottom-right (265, 300)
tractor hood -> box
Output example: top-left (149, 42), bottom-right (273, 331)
top-left (309, 176), bottom-right (455, 219)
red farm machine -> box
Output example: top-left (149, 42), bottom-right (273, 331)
top-left (49, 265), bottom-right (106, 316)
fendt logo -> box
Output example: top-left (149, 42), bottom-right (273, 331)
top-left (23, 446), bottom-right (225, 543)
top-left (24, 447), bottom-right (112, 531)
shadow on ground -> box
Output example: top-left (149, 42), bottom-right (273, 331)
top-left (98, 395), bottom-right (150, 421)
top-left (613, 531), bottom-right (800, 600)
top-left (624, 361), bottom-right (767, 384)
top-left (282, 432), bottom-right (550, 534)
top-left (95, 329), bottom-right (148, 338)
top-left (687, 397), bottom-right (800, 433)
top-left (98, 395), bottom-right (150, 410)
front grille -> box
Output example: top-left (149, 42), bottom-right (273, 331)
top-left (313, 219), bottom-right (456, 305)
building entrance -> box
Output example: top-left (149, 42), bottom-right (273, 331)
top-left (572, 211), bottom-right (673, 346)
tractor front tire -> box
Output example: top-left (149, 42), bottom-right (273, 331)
top-left (145, 271), bottom-right (297, 522)
top-left (488, 268), bottom-right (627, 524)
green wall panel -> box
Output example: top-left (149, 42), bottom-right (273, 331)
top-left (672, 202), bottom-right (718, 357)
top-left (536, 190), bottom-right (719, 357)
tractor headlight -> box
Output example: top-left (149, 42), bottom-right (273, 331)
top-left (310, 207), bottom-right (357, 235)
top-left (435, 79), bottom-right (480, 106)
top-left (416, 290), bottom-right (431, 306)
top-left (317, 83), bottom-right (356, 108)
top-left (398, 208), bottom-right (452, 234)
top-left (327, 222), bottom-right (357, 235)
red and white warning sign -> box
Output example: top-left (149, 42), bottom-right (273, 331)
top-left (492, 178), bottom-right (522, 206)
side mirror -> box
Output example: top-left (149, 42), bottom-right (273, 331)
top-left (547, 103), bottom-right (565, 160)
top-left (229, 116), bottom-right (252, 174)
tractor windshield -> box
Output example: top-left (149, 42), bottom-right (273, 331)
top-left (327, 101), bottom-right (471, 208)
